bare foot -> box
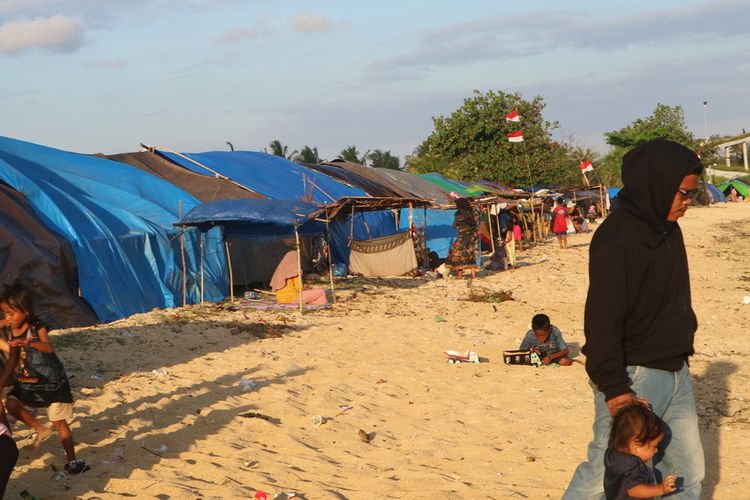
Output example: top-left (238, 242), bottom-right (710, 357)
top-left (33, 425), bottom-right (52, 448)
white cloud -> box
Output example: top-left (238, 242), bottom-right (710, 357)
top-left (0, 15), bottom-right (85, 56)
top-left (370, 0), bottom-right (749, 80)
top-left (290, 11), bottom-right (331, 33)
top-left (213, 20), bottom-right (273, 44)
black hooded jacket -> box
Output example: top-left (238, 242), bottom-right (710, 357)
top-left (582, 140), bottom-right (701, 400)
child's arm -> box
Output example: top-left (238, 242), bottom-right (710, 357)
top-left (8, 325), bottom-right (55, 354)
top-left (627, 475), bottom-right (676, 498)
top-left (543, 347), bottom-right (570, 364)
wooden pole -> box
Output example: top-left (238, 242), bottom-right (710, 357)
top-left (325, 209), bottom-right (336, 304)
top-left (178, 200), bottom-right (187, 307)
top-left (495, 203), bottom-right (503, 245)
top-left (225, 240), bottom-right (234, 304)
top-left (486, 204), bottom-right (495, 254)
top-left (200, 233), bottom-right (205, 304)
top-left (294, 227), bottom-right (304, 313)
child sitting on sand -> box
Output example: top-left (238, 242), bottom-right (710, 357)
top-left (605, 404), bottom-right (676, 499)
top-left (0, 282), bottom-right (90, 474)
top-left (519, 313), bottom-right (572, 366)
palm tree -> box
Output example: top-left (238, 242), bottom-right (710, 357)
top-left (293, 146), bottom-right (323, 164)
top-left (368, 149), bottom-right (401, 170)
top-left (268, 139), bottom-right (298, 160)
top-left (338, 145), bottom-right (370, 165)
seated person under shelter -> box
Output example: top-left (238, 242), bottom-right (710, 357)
top-left (270, 251), bottom-right (328, 305)
top-left (519, 313), bottom-right (572, 366)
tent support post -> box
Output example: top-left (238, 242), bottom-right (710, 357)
top-left (225, 240), bottom-right (234, 304)
top-left (325, 210), bottom-right (336, 304)
top-left (295, 227), bottom-right (304, 313)
top-left (200, 233), bottom-right (205, 304)
top-left (487, 204), bottom-right (495, 254)
top-left (495, 204), bottom-right (502, 245)
top-left (178, 200), bottom-right (187, 307)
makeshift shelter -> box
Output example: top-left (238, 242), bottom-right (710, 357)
top-left (304, 162), bottom-right (403, 198)
top-left (0, 184), bottom-right (98, 328)
top-left (718, 178), bottom-right (750, 199)
top-left (704, 183), bottom-right (727, 203)
top-left (152, 149), bottom-right (399, 269)
top-left (324, 197), bottom-right (431, 277)
top-left (0, 136), bottom-right (226, 322)
top-left (417, 173), bottom-right (474, 198)
top-left (322, 160), bottom-right (422, 199)
top-left (109, 151), bottom-right (273, 285)
top-left (107, 151), bottom-right (264, 202)
top-left (178, 198), bottom-right (328, 310)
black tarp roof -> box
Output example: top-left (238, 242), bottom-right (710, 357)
top-left (0, 183), bottom-right (98, 328)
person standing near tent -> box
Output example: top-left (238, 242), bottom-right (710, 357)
top-left (0, 282), bottom-right (90, 475)
top-left (504, 221), bottom-right (516, 269)
top-left (563, 139), bottom-right (704, 499)
top-left (271, 251), bottom-right (328, 306)
top-left (446, 198), bottom-right (480, 279)
top-left (551, 198), bottom-right (570, 249)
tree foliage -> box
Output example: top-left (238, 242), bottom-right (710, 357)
top-left (597, 104), bottom-right (701, 186)
top-left (293, 146), bottom-right (323, 164)
top-left (407, 90), bottom-right (579, 187)
top-left (268, 139), bottom-right (297, 160)
top-left (368, 149), bottom-right (401, 170)
top-left (338, 145), bottom-right (370, 165)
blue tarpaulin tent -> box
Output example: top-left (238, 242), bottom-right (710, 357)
top-left (157, 150), bottom-right (364, 203)
top-left (180, 199), bottom-right (324, 234)
top-left (0, 136), bottom-right (226, 322)
top-left (156, 149), bottom-right (398, 267)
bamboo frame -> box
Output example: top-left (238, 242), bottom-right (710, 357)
top-left (294, 227), bottom-right (304, 313)
top-left (225, 240), bottom-right (234, 304)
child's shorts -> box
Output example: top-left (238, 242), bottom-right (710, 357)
top-left (6, 395), bottom-right (74, 423)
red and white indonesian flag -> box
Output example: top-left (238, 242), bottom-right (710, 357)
top-left (578, 159), bottom-right (594, 172)
top-left (507, 131), bottom-right (524, 142)
top-left (505, 110), bottom-right (520, 122)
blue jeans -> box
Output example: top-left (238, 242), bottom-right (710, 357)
top-left (563, 363), bottom-right (704, 499)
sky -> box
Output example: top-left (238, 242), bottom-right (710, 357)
top-left (1, 0), bottom-right (748, 163)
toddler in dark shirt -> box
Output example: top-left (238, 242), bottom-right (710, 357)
top-left (604, 404), bottom-right (676, 499)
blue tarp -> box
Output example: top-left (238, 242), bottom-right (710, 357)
top-left (608, 187), bottom-right (622, 199)
top-left (0, 136), bottom-right (227, 322)
top-left (400, 208), bottom-right (457, 259)
top-left (157, 150), bottom-right (367, 203)
top-left (180, 198), bottom-right (325, 235)
top-left (704, 183), bottom-right (726, 203)
top-left (157, 150), bottom-right (398, 267)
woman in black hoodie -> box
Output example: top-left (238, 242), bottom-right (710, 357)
top-left (563, 140), bottom-right (704, 499)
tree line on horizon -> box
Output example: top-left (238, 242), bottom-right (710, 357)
top-left (261, 89), bottom-right (739, 187)
top-left (264, 141), bottom-right (402, 170)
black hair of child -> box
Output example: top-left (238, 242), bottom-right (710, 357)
top-left (0, 282), bottom-right (37, 322)
top-left (531, 313), bottom-right (551, 331)
top-left (609, 404), bottom-right (665, 451)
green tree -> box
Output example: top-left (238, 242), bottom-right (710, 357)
top-left (409, 89), bottom-right (576, 186)
top-left (293, 146), bottom-right (323, 164)
top-left (368, 149), bottom-right (401, 170)
top-left (268, 139), bottom-right (298, 160)
top-left (338, 145), bottom-right (370, 165)
top-left (598, 104), bottom-right (699, 186)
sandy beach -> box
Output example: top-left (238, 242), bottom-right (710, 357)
top-left (5, 202), bottom-right (749, 499)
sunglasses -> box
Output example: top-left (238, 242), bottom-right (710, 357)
top-left (678, 188), bottom-right (700, 201)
